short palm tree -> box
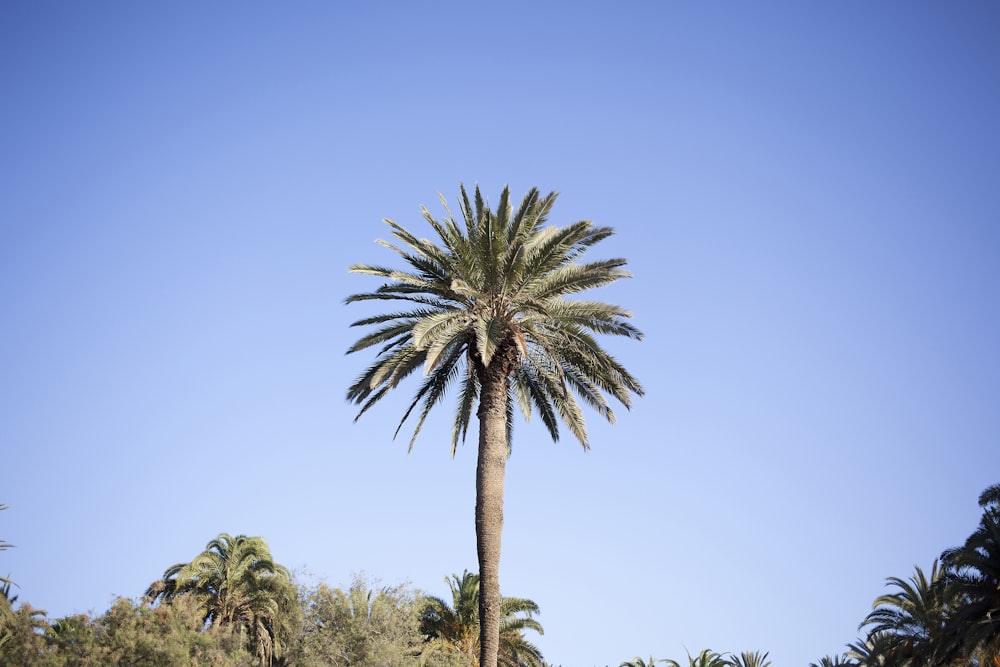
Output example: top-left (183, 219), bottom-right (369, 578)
top-left (810, 654), bottom-right (857, 667)
top-left (419, 570), bottom-right (544, 667)
top-left (847, 632), bottom-right (897, 667)
top-left (622, 656), bottom-right (679, 667)
top-left (940, 483), bottom-right (1000, 663)
top-left (859, 561), bottom-right (953, 667)
top-left (145, 533), bottom-right (298, 667)
top-left (685, 649), bottom-right (730, 667)
top-left (725, 651), bottom-right (771, 667)
top-left (347, 184), bottom-right (643, 667)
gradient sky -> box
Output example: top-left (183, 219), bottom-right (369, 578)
top-left (2, 3), bottom-right (999, 666)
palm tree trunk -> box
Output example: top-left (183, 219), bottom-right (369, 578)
top-left (476, 366), bottom-right (509, 667)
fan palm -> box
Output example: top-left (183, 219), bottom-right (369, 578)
top-left (860, 561), bottom-right (953, 667)
top-left (347, 184), bottom-right (643, 667)
top-left (419, 570), bottom-right (544, 667)
top-left (940, 483), bottom-right (1000, 663)
top-left (145, 533), bottom-right (298, 667)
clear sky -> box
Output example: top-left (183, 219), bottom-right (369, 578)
top-left (2, 3), bottom-right (998, 666)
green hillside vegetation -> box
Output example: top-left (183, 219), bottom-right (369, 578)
top-left (1, 483), bottom-right (997, 666)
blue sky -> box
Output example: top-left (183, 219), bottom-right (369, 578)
top-left (2, 2), bottom-right (999, 666)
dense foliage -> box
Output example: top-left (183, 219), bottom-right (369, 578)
top-left (0, 594), bottom-right (253, 667)
top-left (286, 573), bottom-right (454, 667)
top-left (146, 533), bottom-right (300, 666)
top-left (0, 531), bottom-right (541, 667)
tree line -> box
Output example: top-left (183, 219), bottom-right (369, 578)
top-left (2, 482), bottom-right (997, 666)
top-left (0, 532), bottom-right (543, 667)
top-left (813, 482), bottom-right (1000, 667)
top-left (619, 484), bottom-right (1000, 667)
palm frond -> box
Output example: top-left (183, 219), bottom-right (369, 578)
top-left (451, 367), bottom-right (480, 457)
top-left (396, 343), bottom-right (467, 452)
top-left (512, 363), bottom-right (561, 442)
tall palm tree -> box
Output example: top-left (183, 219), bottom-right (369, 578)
top-left (859, 561), bottom-right (953, 667)
top-left (685, 649), bottom-right (730, 667)
top-left (847, 632), bottom-right (896, 667)
top-left (940, 483), bottom-right (1000, 663)
top-left (810, 654), bottom-right (857, 667)
top-left (346, 184), bottom-right (643, 667)
top-left (146, 533), bottom-right (298, 667)
top-left (419, 570), bottom-right (544, 667)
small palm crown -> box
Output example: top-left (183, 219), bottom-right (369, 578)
top-left (346, 183), bottom-right (644, 454)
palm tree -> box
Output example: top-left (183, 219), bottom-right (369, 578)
top-left (847, 632), bottom-right (896, 667)
top-left (685, 649), bottom-right (730, 667)
top-left (146, 533), bottom-right (298, 667)
top-left (346, 184), bottom-right (643, 667)
top-left (622, 657), bottom-right (679, 667)
top-left (725, 651), bottom-right (771, 667)
top-left (810, 654), bottom-right (857, 667)
top-left (859, 561), bottom-right (953, 667)
top-left (419, 570), bottom-right (544, 667)
top-left (940, 483), bottom-right (1000, 663)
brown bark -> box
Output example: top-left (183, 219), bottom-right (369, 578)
top-left (474, 343), bottom-right (517, 667)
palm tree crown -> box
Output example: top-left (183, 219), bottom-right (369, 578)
top-left (859, 561), bottom-right (953, 667)
top-left (725, 651), bottom-right (772, 667)
top-left (346, 183), bottom-right (643, 453)
top-left (347, 184), bottom-right (643, 667)
top-left (146, 533), bottom-right (298, 667)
